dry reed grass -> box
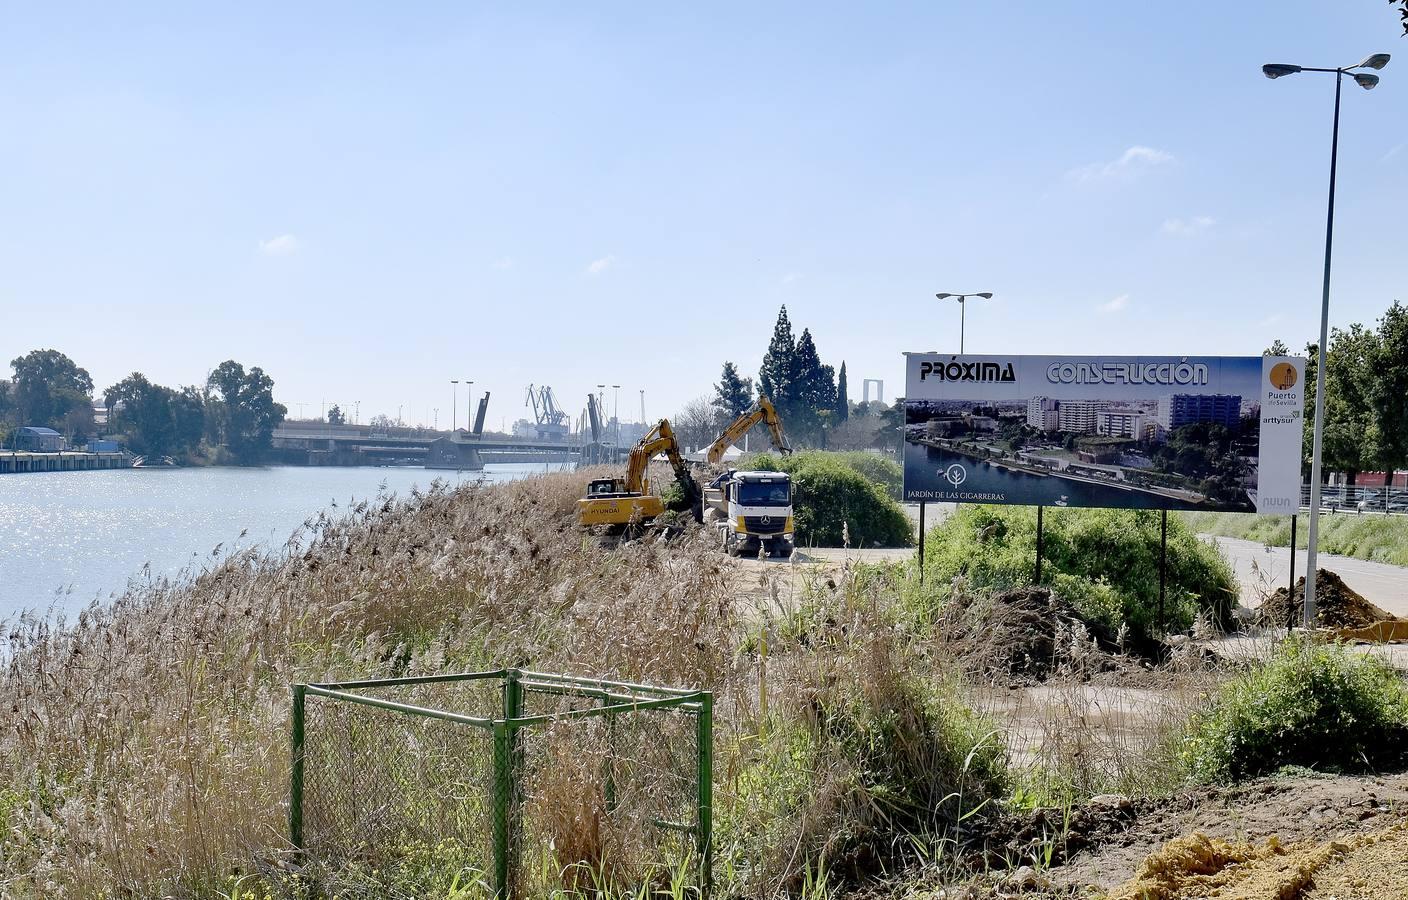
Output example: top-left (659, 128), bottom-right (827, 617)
top-left (0, 468), bottom-right (1227, 899)
top-left (0, 472), bottom-right (734, 897)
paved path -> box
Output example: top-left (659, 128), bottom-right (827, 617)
top-left (1204, 535), bottom-right (1408, 618)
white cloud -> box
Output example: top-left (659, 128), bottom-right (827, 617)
top-left (781, 272), bottom-right (802, 285)
top-left (491, 257), bottom-right (515, 270)
top-left (1098, 294), bottom-right (1130, 313)
top-left (1068, 145), bottom-right (1175, 182)
top-left (585, 255), bottom-right (615, 275)
top-left (1161, 215), bottom-right (1216, 236)
top-left (1382, 142), bottom-right (1405, 164)
top-left (1259, 313), bottom-right (1284, 327)
top-left (258, 234), bottom-right (300, 256)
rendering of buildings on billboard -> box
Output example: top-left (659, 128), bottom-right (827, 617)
top-left (902, 355), bottom-right (1305, 514)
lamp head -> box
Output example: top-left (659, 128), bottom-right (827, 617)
top-left (1353, 72), bottom-right (1380, 90)
top-left (935, 292), bottom-right (953, 299)
top-left (1356, 53), bottom-right (1390, 70)
top-left (1262, 63), bottom-right (1302, 79)
top-left (975, 292), bottom-right (994, 300)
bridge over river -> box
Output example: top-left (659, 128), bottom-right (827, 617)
top-left (271, 422), bottom-right (592, 469)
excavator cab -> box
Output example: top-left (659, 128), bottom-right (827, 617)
top-left (587, 477), bottom-right (628, 497)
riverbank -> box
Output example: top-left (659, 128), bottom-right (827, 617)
top-left (1, 471), bottom-right (1406, 898)
top-left (0, 463), bottom-right (562, 620)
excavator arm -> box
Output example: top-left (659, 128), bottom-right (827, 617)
top-left (705, 397), bottom-right (792, 465)
top-left (623, 420), bottom-right (701, 513)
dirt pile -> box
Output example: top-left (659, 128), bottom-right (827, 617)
top-left (1107, 823), bottom-right (1408, 900)
top-left (935, 587), bottom-right (1139, 683)
top-left (1257, 569), bottom-right (1399, 629)
top-left (1043, 772), bottom-right (1408, 894)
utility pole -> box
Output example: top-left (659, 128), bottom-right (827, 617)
top-left (451, 380), bottom-right (459, 432)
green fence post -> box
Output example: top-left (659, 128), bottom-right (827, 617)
top-left (289, 684), bottom-right (306, 851)
top-left (492, 720), bottom-right (512, 899)
top-left (494, 670), bottom-right (525, 899)
top-left (696, 692), bottom-right (714, 899)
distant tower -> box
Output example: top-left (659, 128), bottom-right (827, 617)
top-left (862, 379), bottom-right (884, 405)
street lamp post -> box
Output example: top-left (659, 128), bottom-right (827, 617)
top-left (1263, 52), bottom-right (1389, 628)
top-left (935, 292), bottom-right (994, 353)
top-left (466, 381), bottom-right (474, 431)
top-left (450, 380), bottom-right (459, 432)
top-left (612, 384), bottom-right (621, 447)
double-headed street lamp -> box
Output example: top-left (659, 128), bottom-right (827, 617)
top-left (1263, 52), bottom-right (1389, 628)
top-left (450, 380), bottom-right (459, 432)
top-left (935, 292), bottom-right (993, 353)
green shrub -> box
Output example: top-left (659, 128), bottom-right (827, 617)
top-left (743, 452), bottom-right (912, 547)
top-left (917, 505), bottom-right (1237, 640)
top-left (830, 451), bottom-right (903, 500)
top-left (1179, 638), bottom-right (1408, 782)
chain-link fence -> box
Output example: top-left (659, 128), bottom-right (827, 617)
top-left (291, 669), bottom-right (713, 899)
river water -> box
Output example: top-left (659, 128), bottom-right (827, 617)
top-left (0, 464), bottom-right (565, 621)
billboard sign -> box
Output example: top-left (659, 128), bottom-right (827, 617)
top-left (902, 354), bottom-right (1305, 514)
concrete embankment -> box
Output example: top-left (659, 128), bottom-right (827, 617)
top-left (0, 452), bottom-right (132, 474)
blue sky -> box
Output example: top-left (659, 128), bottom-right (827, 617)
top-left (3, 2), bottom-right (1404, 428)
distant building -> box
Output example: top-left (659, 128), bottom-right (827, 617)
top-left (87, 439), bottom-right (121, 453)
top-left (1026, 397), bottom-right (1059, 431)
top-left (15, 426), bottom-right (65, 452)
top-left (1056, 400), bottom-right (1109, 434)
top-left (1097, 411), bottom-right (1147, 439)
top-left (966, 414), bottom-right (1000, 433)
top-left (1157, 394), bottom-right (1242, 431)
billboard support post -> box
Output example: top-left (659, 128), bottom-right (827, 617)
top-left (1035, 505), bottom-right (1044, 584)
top-left (917, 501), bottom-right (926, 584)
top-left (1288, 514), bottom-right (1298, 629)
top-left (1158, 510), bottom-right (1168, 633)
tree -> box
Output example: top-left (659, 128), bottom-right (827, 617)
top-left (105, 374), bottom-right (207, 457)
top-left (206, 361), bottom-right (287, 463)
top-left (369, 414), bottom-right (396, 428)
top-left (835, 361), bottom-right (850, 423)
top-left (757, 306), bottom-right (796, 410)
top-left (1264, 340), bottom-right (1290, 356)
top-left (9, 349), bottom-right (93, 430)
top-left (787, 328), bottom-right (835, 446)
top-left (672, 396), bottom-right (718, 452)
top-left (1370, 300), bottom-right (1408, 472)
top-left (712, 362), bottom-right (754, 421)
top-left (1397, 0), bottom-right (1407, 35)
top-left (327, 404), bottom-right (346, 426)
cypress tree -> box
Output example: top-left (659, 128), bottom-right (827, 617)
top-left (835, 361), bottom-right (850, 422)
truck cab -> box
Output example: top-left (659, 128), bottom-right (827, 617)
top-left (704, 469), bottom-right (794, 557)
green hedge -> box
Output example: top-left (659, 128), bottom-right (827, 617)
top-left (1179, 638), bottom-right (1408, 782)
top-left (743, 452), bottom-right (912, 548)
top-left (917, 505), bottom-right (1237, 640)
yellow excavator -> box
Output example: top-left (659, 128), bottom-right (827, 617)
top-left (577, 418), bottom-right (701, 528)
top-left (701, 398), bottom-right (796, 556)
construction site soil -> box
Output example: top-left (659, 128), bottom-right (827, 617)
top-left (898, 773), bottom-right (1408, 898)
top-left (1259, 569), bottom-right (1402, 630)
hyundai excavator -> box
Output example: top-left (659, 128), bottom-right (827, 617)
top-left (701, 398), bottom-right (796, 557)
top-left (577, 418), bottom-right (701, 528)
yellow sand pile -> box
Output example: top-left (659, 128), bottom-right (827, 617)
top-left (1108, 822), bottom-right (1408, 900)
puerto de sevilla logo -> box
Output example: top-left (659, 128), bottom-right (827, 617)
top-left (944, 464), bottom-right (967, 488)
top-left (1269, 362), bottom-right (1298, 391)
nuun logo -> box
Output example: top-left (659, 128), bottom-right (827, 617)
top-left (944, 464), bottom-right (967, 488)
